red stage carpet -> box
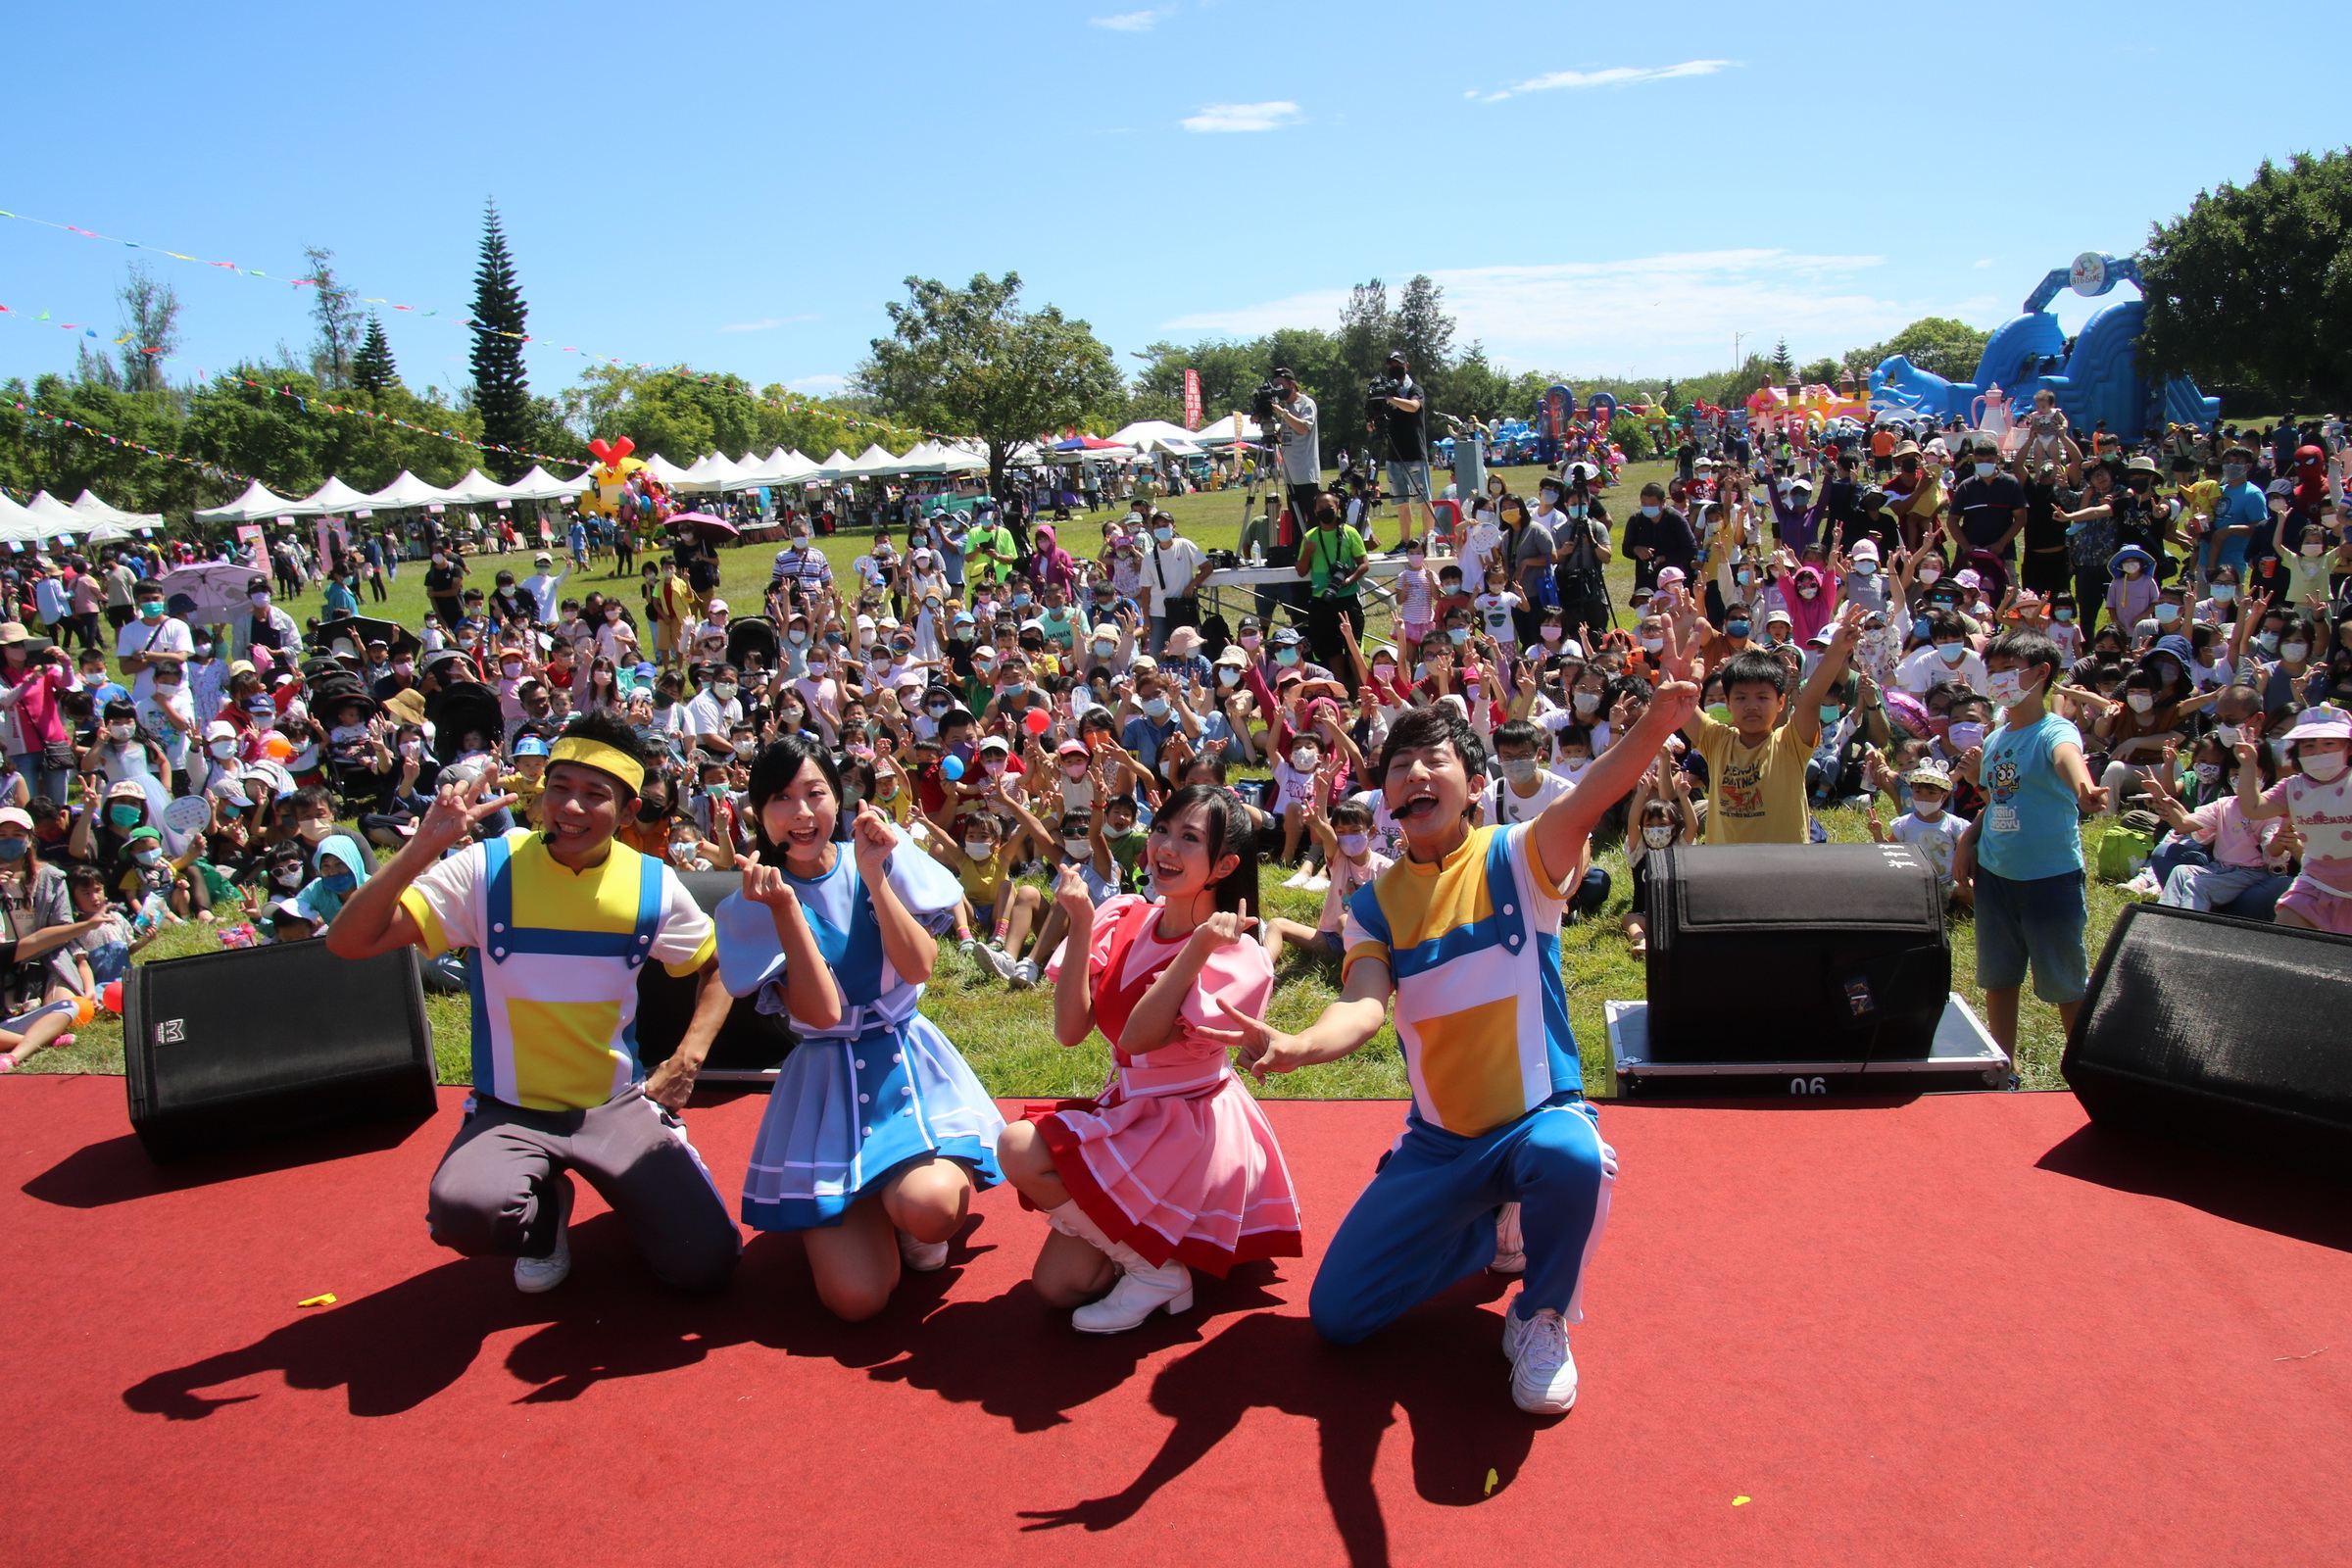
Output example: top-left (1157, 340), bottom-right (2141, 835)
top-left (4, 1076), bottom-right (2347, 1568)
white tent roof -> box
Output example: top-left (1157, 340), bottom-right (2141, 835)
top-left (1188, 413), bottom-right (1255, 446)
top-left (195, 479), bottom-right (306, 523)
top-left (723, 448), bottom-right (820, 491)
top-left (439, 468), bottom-right (513, 506)
top-left (802, 449), bottom-right (857, 482)
top-left (363, 470), bottom-right (456, 510)
top-left (72, 490), bottom-right (165, 529)
top-left (24, 492), bottom-right (89, 532)
top-left (504, 465), bottom-right (591, 502)
top-left (841, 443), bottom-right (914, 477)
top-left (299, 476), bottom-right (375, 514)
top-left (0, 492), bottom-right (70, 544)
top-left (674, 452), bottom-right (750, 493)
top-left (641, 454), bottom-right (695, 486)
top-left (1110, 419), bottom-right (1203, 452)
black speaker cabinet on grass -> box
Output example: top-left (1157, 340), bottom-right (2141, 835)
top-left (124, 940), bottom-right (439, 1162)
top-left (2063, 904), bottom-right (2352, 1184)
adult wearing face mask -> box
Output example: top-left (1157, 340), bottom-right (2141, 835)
top-left (1947, 439), bottom-right (2029, 563)
top-left (1546, 476), bottom-right (1614, 646)
top-left (114, 590), bottom-right (192, 710)
top-left (1138, 511), bottom-right (1209, 655)
top-left (237, 578), bottom-right (300, 663)
top-left (1895, 612), bottom-right (1988, 695)
top-left (423, 549), bottom-right (467, 633)
top-left (1619, 481), bottom-right (1696, 600)
top-left (2207, 445), bottom-right (2270, 580)
top-left (1295, 496), bottom-right (1370, 680)
top-left (683, 662), bottom-right (743, 755)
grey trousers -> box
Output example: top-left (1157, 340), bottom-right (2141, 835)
top-left (426, 1083), bottom-right (741, 1293)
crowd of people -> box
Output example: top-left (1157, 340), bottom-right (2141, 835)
top-left (1, 385), bottom-right (2345, 1416)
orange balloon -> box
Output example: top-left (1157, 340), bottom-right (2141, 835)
top-left (264, 733), bottom-right (294, 760)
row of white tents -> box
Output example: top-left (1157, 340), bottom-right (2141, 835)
top-left (1, 418), bottom-right (1262, 544)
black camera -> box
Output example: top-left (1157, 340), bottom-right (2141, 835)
top-left (1250, 380), bottom-right (1283, 422)
top-left (1365, 374), bottom-right (1403, 416)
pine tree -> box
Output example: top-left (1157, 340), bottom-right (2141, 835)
top-left (1770, 337), bottom-right (1793, 380)
top-left (469, 202), bottom-right (530, 478)
top-left (353, 316), bottom-right (398, 392)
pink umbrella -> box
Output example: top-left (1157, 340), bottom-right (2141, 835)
top-left (670, 512), bottom-right (738, 541)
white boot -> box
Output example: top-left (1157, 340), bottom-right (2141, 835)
top-left (1047, 1202), bottom-right (1194, 1333)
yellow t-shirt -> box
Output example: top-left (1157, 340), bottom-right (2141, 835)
top-left (955, 844), bottom-right (1009, 908)
top-left (1693, 710), bottom-right (1815, 844)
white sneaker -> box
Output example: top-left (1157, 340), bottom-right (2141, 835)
top-left (1299, 874), bottom-right (1332, 894)
top-left (1008, 957), bottom-right (1039, 991)
top-left (1074, 1254), bottom-right (1194, 1333)
top-left (1502, 1300), bottom-right (1578, 1414)
top-left (976, 943), bottom-right (1018, 982)
top-left (1489, 1201), bottom-right (1526, 1274)
top-left (514, 1224), bottom-right (572, 1295)
top-left (1280, 867), bottom-right (1313, 890)
top-left (897, 1228), bottom-right (951, 1273)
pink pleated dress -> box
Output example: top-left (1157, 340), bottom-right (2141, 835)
top-left (1032, 896), bottom-right (1302, 1276)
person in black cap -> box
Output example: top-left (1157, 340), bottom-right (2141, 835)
top-left (1372, 351), bottom-right (1433, 551)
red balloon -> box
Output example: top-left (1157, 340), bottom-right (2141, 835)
top-left (101, 979), bottom-right (122, 1014)
top-left (1023, 708), bottom-right (1052, 735)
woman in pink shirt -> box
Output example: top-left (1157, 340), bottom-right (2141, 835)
top-left (0, 624), bottom-right (74, 801)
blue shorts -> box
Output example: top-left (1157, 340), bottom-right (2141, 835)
top-left (1386, 460), bottom-right (1434, 504)
top-left (1973, 867), bottom-right (2088, 1004)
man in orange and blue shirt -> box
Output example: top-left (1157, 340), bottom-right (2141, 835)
top-left (1209, 688), bottom-right (1697, 1414)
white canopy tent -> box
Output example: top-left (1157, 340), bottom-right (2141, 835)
top-left (195, 479), bottom-right (306, 524)
top-left (439, 468), bottom-right (514, 507)
top-left (722, 448), bottom-right (819, 492)
top-left (298, 476), bottom-right (375, 515)
top-left (24, 493), bottom-right (89, 532)
top-left (802, 449), bottom-right (858, 483)
top-left (504, 465), bottom-right (591, 502)
top-left (363, 471), bottom-right (456, 511)
top-left (674, 452), bottom-right (752, 493)
top-left (72, 490), bottom-right (165, 530)
top-left (1187, 413), bottom-right (1258, 447)
top-left (0, 492), bottom-right (77, 545)
top-left (1110, 419), bottom-right (1204, 454)
top-left (641, 453), bottom-right (696, 487)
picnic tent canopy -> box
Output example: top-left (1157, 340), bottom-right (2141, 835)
top-left (72, 490), bottom-right (165, 529)
top-left (363, 471), bottom-right (456, 510)
top-left (298, 476), bottom-right (375, 514)
top-left (504, 465), bottom-right (592, 501)
top-left (439, 468), bottom-right (514, 507)
top-left (194, 479), bottom-right (305, 524)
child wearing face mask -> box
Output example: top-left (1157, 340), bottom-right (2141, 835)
top-left (2234, 706), bottom-right (2352, 932)
top-left (1395, 543), bottom-right (1436, 652)
top-left (2105, 547), bottom-right (2159, 632)
top-left (1486, 719), bottom-right (1576, 822)
top-left (1622, 755), bottom-right (1699, 955)
top-left (1869, 763), bottom-right (1970, 906)
top-left (1261, 793), bottom-right (1391, 965)
top-left (1472, 565), bottom-right (1523, 653)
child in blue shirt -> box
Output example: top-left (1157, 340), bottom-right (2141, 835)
top-left (1952, 629), bottom-right (2111, 1057)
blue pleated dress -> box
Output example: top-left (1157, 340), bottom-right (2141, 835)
top-left (719, 831), bottom-right (1004, 1232)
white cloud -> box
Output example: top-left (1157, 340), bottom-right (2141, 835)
top-left (1477, 59), bottom-right (1736, 103)
top-left (1164, 250), bottom-right (1925, 377)
top-left (1972, 258), bottom-right (1996, 270)
top-left (788, 373), bottom-right (847, 393)
top-left (1090, 8), bottom-right (1165, 29)
top-left (1181, 100), bottom-right (1303, 133)
top-left (719, 314), bottom-right (817, 333)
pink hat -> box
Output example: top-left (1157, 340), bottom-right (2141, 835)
top-left (1955, 568), bottom-right (1983, 589)
top-left (1655, 566), bottom-right (1688, 588)
top-left (2280, 705), bottom-right (2351, 744)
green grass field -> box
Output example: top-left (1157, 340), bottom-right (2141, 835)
top-left (28, 458), bottom-right (2132, 1097)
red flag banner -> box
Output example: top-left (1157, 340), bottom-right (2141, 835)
top-left (1182, 368), bottom-right (1202, 430)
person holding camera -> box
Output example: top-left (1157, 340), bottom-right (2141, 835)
top-left (1262, 368), bottom-right (1324, 549)
top-left (1369, 351), bottom-right (1432, 552)
top-left (1295, 496), bottom-right (1371, 679)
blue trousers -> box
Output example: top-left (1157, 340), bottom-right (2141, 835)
top-left (1310, 1098), bottom-right (1613, 1346)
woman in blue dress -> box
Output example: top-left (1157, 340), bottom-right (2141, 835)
top-left (718, 734), bottom-right (1004, 1320)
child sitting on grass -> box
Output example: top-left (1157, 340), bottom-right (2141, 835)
top-left (1260, 789), bottom-right (1389, 966)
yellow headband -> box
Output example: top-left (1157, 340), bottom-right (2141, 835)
top-left (546, 736), bottom-right (645, 795)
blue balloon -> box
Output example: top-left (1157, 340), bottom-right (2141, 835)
top-left (941, 756), bottom-right (965, 781)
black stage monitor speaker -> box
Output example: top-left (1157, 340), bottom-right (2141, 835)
top-left (124, 941), bottom-right (439, 1161)
top-left (634, 868), bottom-right (797, 1081)
top-left (1645, 843), bottom-right (1949, 1064)
top-left (2064, 904), bottom-right (2352, 1184)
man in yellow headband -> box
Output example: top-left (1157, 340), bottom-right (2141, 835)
top-left (329, 711), bottom-right (740, 1296)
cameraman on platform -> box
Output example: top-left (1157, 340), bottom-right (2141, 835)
top-left (1370, 350), bottom-right (1432, 551)
top-left (1258, 366), bottom-right (1320, 621)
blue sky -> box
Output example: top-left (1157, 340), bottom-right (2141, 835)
top-left (5, 0), bottom-right (2345, 411)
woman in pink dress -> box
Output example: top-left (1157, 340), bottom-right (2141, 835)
top-left (996, 784), bottom-right (1302, 1333)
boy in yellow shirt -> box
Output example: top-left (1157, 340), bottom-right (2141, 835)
top-left (1681, 604), bottom-right (1865, 843)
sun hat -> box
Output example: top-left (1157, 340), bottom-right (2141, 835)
top-left (0, 808), bottom-right (31, 831)
top-left (976, 734), bottom-right (1011, 755)
top-left (1903, 763), bottom-right (1953, 791)
top-left (1055, 739), bottom-right (1089, 758)
top-left (2108, 545), bottom-right (2157, 575)
top-left (1849, 538), bottom-right (1882, 562)
top-left (2280, 705), bottom-right (2351, 743)
top-left (1161, 626), bottom-right (1204, 656)
top-left (107, 778), bottom-right (148, 801)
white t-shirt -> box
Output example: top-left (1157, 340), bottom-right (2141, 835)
top-left (1317, 848), bottom-right (1393, 932)
top-left (1137, 538), bottom-right (1205, 616)
top-left (1897, 644), bottom-right (1988, 695)
top-left (1271, 758), bottom-right (1319, 810)
top-left (1890, 808), bottom-right (1968, 884)
top-left (1487, 768), bottom-right (1574, 825)
top-left (116, 615), bottom-right (193, 706)
top-left (682, 690), bottom-right (741, 742)
top-left (1473, 591), bottom-right (1523, 644)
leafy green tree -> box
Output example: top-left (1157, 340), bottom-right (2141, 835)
top-left (2140, 149), bottom-right (2352, 408)
top-left (856, 272), bottom-right (1121, 494)
top-left (1797, 358), bottom-right (1842, 387)
top-left (352, 316), bottom-right (398, 393)
top-left (1845, 318), bottom-right (1990, 383)
top-left (468, 204), bottom-right (531, 481)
